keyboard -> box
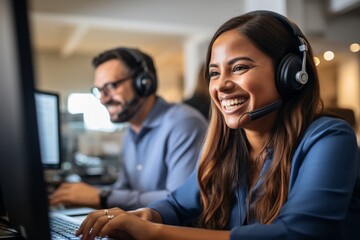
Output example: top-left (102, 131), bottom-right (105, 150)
top-left (49, 213), bottom-right (81, 240)
top-left (49, 212), bottom-right (113, 240)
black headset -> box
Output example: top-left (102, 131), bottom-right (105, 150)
top-left (120, 48), bottom-right (157, 97)
top-left (252, 11), bottom-right (309, 97)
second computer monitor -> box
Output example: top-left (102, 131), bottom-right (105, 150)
top-left (35, 90), bottom-right (62, 169)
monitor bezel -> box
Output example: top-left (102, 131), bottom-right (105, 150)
top-left (0, 0), bottom-right (51, 238)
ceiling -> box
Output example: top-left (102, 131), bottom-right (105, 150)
top-left (28, 0), bottom-right (360, 99)
top-left (29, 0), bottom-right (244, 67)
top-left (29, 0), bottom-right (360, 64)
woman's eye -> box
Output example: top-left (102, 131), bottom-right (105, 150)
top-left (209, 71), bottom-right (219, 78)
top-left (233, 65), bottom-right (250, 72)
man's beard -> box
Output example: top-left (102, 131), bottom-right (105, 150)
top-left (107, 96), bottom-right (141, 123)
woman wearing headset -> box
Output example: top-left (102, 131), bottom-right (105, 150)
top-left (76, 11), bottom-right (360, 240)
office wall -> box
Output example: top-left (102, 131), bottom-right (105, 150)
top-left (318, 62), bottom-right (338, 106)
top-left (337, 55), bottom-right (360, 133)
top-left (34, 50), bottom-right (184, 112)
top-left (34, 51), bottom-right (93, 111)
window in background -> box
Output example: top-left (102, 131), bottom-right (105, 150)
top-left (67, 93), bottom-right (124, 132)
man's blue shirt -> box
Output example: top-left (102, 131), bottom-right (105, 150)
top-left (107, 96), bottom-right (208, 210)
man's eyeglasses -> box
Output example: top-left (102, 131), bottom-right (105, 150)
top-left (91, 75), bottom-right (133, 99)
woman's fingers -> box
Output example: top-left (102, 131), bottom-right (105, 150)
top-left (88, 215), bottom-right (111, 239)
top-left (76, 208), bottom-right (126, 239)
top-left (75, 208), bottom-right (151, 240)
top-left (76, 210), bottom-right (105, 239)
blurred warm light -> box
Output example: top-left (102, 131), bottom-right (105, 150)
top-left (323, 51), bottom-right (334, 61)
top-left (314, 57), bottom-right (320, 66)
top-left (68, 93), bottom-right (121, 131)
top-left (349, 43), bottom-right (360, 53)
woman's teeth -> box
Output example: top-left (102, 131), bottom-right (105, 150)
top-left (221, 98), bottom-right (246, 110)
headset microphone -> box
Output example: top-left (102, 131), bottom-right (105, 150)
top-left (237, 100), bottom-right (282, 129)
top-left (114, 72), bottom-right (152, 123)
top-left (248, 100), bottom-right (282, 121)
top-left (116, 95), bottom-right (142, 122)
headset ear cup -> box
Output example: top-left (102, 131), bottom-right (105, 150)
top-left (133, 71), bottom-right (156, 97)
top-left (276, 53), bottom-right (304, 97)
top-left (123, 48), bottom-right (157, 97)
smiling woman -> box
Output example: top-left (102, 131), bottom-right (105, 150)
top-left (208, 29), bottom-right (281, 129)
top-left (75, 10), bottom-right (360, 240)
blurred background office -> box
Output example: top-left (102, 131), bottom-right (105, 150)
top-left (28, 0), bottom-right (360, 179)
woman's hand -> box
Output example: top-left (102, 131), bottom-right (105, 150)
top-left (128, 208), bottom-right (163, 223)
top-left (75, 207), bottom-right (159, 240)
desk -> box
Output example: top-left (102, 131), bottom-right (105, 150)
top-left (50, 206), bottom-right (95, 218)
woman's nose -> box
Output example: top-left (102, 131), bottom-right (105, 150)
top-left (215, 78), bottom-right (235, 92)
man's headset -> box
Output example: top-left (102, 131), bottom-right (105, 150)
top-left (119, 48), bottom-right (157, 97)
top-left (253, 11), bottom-right (309, 97)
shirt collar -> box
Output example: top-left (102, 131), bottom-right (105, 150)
top-left (129, 96), bottom-right (169, 136)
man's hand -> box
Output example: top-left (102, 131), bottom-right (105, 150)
top-left (49, 182), bottom-right (101, 209)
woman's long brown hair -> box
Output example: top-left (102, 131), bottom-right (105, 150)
top-left (198, 11), bottom-right (324, 229)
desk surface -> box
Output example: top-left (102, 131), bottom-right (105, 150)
top-left (50, 206), bottom-right (95, 218)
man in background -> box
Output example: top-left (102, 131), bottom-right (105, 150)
top-left (50, 47), bottom-right (208, 210)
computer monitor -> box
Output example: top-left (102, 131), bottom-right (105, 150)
top-left (35, 90), bottom-right (62, 169)
top-left (0, 0), bottom-right (51, 238)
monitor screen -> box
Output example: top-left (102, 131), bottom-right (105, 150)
top-left (0, 0), bottom-right (51, 238)
top-left (35, 90), bottom-right (62, 169)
